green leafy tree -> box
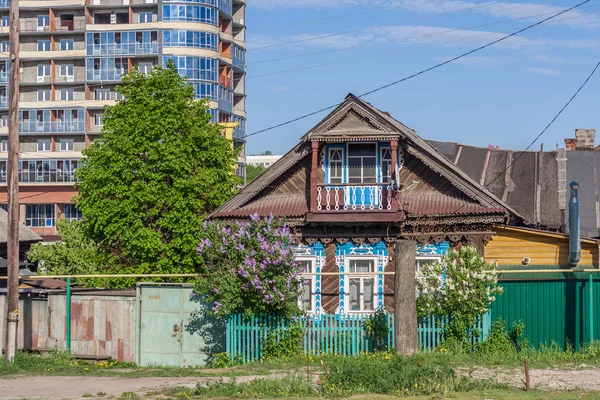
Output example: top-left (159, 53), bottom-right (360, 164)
top-left (28, 219), bottom-right (106, 276)
top-left (416, 245), bottom-right (503, 345)
top-left (75, 64), bottom-right (240, 284)
top-left (246, 164), bottom-right (265, 183)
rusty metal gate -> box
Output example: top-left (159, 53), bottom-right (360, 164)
top-left (135, 283), bottom-right (225, 367)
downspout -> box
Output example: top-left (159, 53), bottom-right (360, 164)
top-left (569, 181), bottom-right (581, 266)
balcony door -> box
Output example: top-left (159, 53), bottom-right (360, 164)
top-left (346, 143), bottom-right (378, 208)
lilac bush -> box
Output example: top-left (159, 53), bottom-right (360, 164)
top-left (194, 213), bottom-right (302, 318)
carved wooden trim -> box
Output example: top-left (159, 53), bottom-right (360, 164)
top-left (351, 237), bottom-right (365, 245)
top-left (336, 238), bottom-right (349, 245)
top-left (321, 238), bottom-right (334, 245)
top-left (367, 237), bottom-right (381, 244)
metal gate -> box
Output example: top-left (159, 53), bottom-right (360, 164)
top-left (135, 283), bottom-right (225, 367)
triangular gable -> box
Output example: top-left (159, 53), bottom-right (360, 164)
top-left (213, 94), bottom-right (524, 222)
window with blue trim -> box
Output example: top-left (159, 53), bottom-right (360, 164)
top-left (162, 30), bottom-right (218, 51)
top-left (162, 0), bottom-right (216, 5)
top-left (162, 5), bottom-right (217, 25)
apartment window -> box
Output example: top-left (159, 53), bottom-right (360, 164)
top-left (162, 5), bottom-right (218, 25)
top-left (37, 15), bottom-right (50, 31)
top-left (296, 258), bottom-right (315, 313)
top-left (328, 148), bottom-right (343, 184)
top-left (163, 30), bottom-right (218, 51)
top-left (37, 64), bottom-right (51, 79)
top-left (37, 40), bottom-right (51, 51)
top-left (60, 39), bottom-right (74, 51)
top-left (59, 138), bottom-right (74, 151)
top-left (139, 12), bottom-right (152, 23)
top-left (346, 258), bottom-right (376, 312)
top-left (37, 89), bottom-right (51, 101)
top-left (59, 64), bottom-right (74, 77)
top-left (0, 139), bottom-right (6, 152)
top-left (64, 204), bottom-right (82, 221)
top-left (25, 204), bottom-right (55, 227)
top-left (0, 41), bottom-right (8, 52)
top-left (94, 113), bottom-right (104, 126)
top-left (116, 12), bottom-right (129, 24)
top-left (60, 89), bottom-right (74, 101)
top-left (347, 143), bottom-right (377, 184)
top-left (95, 88), bottom-right (110, 100)
top-left (37, 139), bottom-right (51, 152)
top-left (1, 16), bottom-right (8, 27)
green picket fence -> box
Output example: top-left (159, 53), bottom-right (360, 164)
top-left (226, 313), bottom-right (491, 364)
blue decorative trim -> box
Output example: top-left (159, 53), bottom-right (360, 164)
top-left (293, 242), bottom-right (325, 316)
top-left (416, 242), bottom-right (450, 256)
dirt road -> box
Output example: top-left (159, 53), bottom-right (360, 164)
top-left (0, 374), bottom-right (286, 399)
top-left (3, 368), bottom-right (600, 399)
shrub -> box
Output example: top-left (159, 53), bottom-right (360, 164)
top-left (262, 322), bottom-right (304, 360)
top-left (364, 308), bottom-right (390, 351)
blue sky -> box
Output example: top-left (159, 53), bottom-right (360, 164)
top-left (243, 0), bottom-right (600, 155)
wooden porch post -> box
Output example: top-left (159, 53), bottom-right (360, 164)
top-left (310, 140), bottom-right (319, 212)
top-left (394, 239), bottom-right (419, 356)
top-left (390, 140), bottom-right (399, 210)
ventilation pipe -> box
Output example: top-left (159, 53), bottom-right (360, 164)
top-left (568, 181), bottom-right (581, 266)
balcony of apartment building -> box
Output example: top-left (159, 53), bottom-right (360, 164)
top-left (232, 1), bottom-right (244, 26)
top-left (18, 109), bottom-right (85, 135)
top-left (219, 15), bottom-right (233, 41)
top-left (86, 57), bottom-right (129, 81)
top-left (0, 159), bottom-right (79, 185)
top-left (87, 0), bottom-right (157, 6)
top-left (232, 115), bottom-right (245, 140)
top-left (86, 31), bottom-right (159, 57)
top-left (218, 86), bottom-right (233, 114)
top-left (0, 61), bottom-right (8, 83)
top-left (218, 0), bottom-right (232, 17)
top-left (231, 43), bottom-right (244, 71)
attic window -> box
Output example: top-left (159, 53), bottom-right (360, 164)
top-left (348, 143), bottom-right (376, 184)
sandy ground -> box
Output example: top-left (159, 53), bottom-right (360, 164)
top-left (3, 368), bottom-right (600, 399)
top-left (0, 373), bottom-right (288, 399)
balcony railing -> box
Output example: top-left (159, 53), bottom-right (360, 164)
top-left (316, 184), bottom-right (393, 211)
top-left (0, 97), bottom-right (6, 108)
top-left (232, 55), bottom-right (244, 71)
top-left (55, 19), bottom-right (86, 32)
top-left (0, 71), bottom-right (8, 83)
top-left (0, 170), bottom-right (77, 184)
top-left (87, 68), bottom-right (128, 82)
top-left (19, 121), bottom-right (85, 134)
top-left (88, 43), bottom-right (159, 56)
top-left (0, 0), bottom-right (8, 8)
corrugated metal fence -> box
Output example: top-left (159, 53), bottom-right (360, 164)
top-left (0, 292), bottom-right (135, 362)
top-left (226, 313), bottom-right (491, 364)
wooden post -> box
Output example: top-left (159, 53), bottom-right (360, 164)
top-left (524, 359), bottom-right (530, 391)
top-left (394, 239), bottom-right (418, 356)
top-left (5, 0), bottom-right (20, 363)
top-left (390, 140), bottom-right (398, 210)
top-left (310, 140), bottom-right (319, 213)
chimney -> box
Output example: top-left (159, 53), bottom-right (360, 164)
top-left (575, 129), bottom-right (595, 149)
top-left (564, 138), bottom-right (577, 151)
top-left (564, 129), bottom-right (596, 150)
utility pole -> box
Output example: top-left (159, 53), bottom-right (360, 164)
top-left (5, 0), bottom-right (20, 363)
top-left (394, 239), bottom-right (418, 356)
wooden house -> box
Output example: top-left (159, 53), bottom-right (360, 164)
top-left (213, 94), bottom-right (526, 315)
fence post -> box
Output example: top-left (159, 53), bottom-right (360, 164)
top-left (482, 311), bottom-right (491, 340)
top-left (66, 277), bottom-right (71, 353)
top-left (589, 274), bottom-right (594, 343)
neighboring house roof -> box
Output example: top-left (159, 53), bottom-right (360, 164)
top-left (213, 94), bottom-right (523, 223)
top-left (0, 208), bottom-right (42, 243)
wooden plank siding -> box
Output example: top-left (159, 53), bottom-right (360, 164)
top-left (384, 241), bottom-right (395, 313)
top-left (322, 243), bottom-right (340, 314)
top-left (486, 226), bottom-right (599, 267)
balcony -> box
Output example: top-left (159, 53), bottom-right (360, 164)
top-left (219, 0), bottom-right (233, 16)
top-left (0, 97), bottom-right (6, 108)
top-left (0, 71), bottom-right (9, 83)
top-left (19, 121), bottom-right (85, 134)
top-left (55, 19), bottom-right (86, 32)
top-left (87, 68), bottom-right (128, 82)
top-left (316, 184), bottom-right (394, 212)
top-left (0, 170), bottom-right (77, 184)
top-left (88, 43), bottom-right (159, 56)
top-left (232, 54), bottom-right (244, 71)
top-left (0, 0), bottom-right (8, 8)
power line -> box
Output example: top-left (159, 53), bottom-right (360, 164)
top-left (450, 59), bottom-right (600, 215)
top-left (247, 4), bottom-right (600, 67)
top-left (246, 0), bottom-right (590, 139)
top-left (247, 9), bottom-right (600, 79)
top-left (246, 0), bottom-right (513, 51)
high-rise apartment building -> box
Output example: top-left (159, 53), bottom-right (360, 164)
top-left (0, 0), bottom-right (246, 240)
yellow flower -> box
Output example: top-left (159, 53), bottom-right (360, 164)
top-left (414, 383), bottom-right (418, 388)
top-left (83, 367), bottom-right (89, 371)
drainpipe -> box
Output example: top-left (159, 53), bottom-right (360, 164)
top-left (568, 182), bottom-right (581, 266)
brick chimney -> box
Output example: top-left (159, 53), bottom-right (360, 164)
top-left (575, 129), bottom-right (595, 149)
top-left (564, 129), bottom-right (596, 150)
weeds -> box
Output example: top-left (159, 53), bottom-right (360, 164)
top-left (194, 376), bottom-right (318, 398)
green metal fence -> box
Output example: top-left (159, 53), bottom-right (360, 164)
top-left (226, 313), bottom-right (490, 364)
